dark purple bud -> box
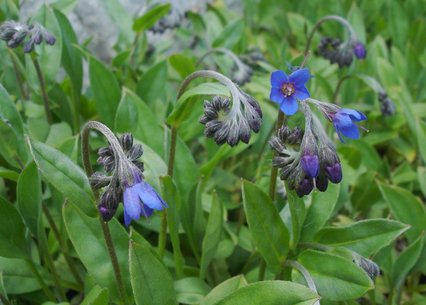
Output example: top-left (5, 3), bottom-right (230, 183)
top-left (301, 154), bottom-right (319, 178)
top-left (315, 174), bottom-right (328, 192)
top-left (43, 31), bottom-right (56, 45)
top-left (23, 40), bottom-right (34, 53)
top-left (353, 42), bottom-right (366, 59)
top-left (326, 163), bottom-right (343, 183)
top-left (119, 133), bottom-right (133, 151)
top-left (98, 187), bottom-right (120, 222)
top-left (295, 178), bottom-right (314, 197)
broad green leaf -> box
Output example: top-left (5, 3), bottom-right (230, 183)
top-left (160, 176), bottom-right (185, 278)
top-left (378, 182), bottom-right (426, 241)
top-left (17, 162), bottom-right (42, 237)
top-left (0, 84), bottom-right (28, 167)
top-left (298, 250), bottom-right (373, 301)
top-left (391, 235), bottom-right (424, 289)
top-left (286, 190), bottom-right (306, 249)
top-left (54, 8), bottom-right (83, 94)
top-left (115, 88), bottom-right (164, 156)
top-left (0, 196), bottom-right (28, 259)
top-left (133, 3), bottom-right (171, 32)
top-left (0, 257), bottom-right (51, 294)
top-left (200, 192), bottom-right (223, 279)
top-left (212, 19), bottom-right (244, 49)
top-left (129, 236), bottom-right (178, 305)
top-left (80, 286), bottom-right (109, 305)
top-left (215, 281), bottom-right (319, 305)
top-left (175, 277), bottom-right (211, 305)
top-left (169, 54), bottom-right (196, 79)
top-left (315, 219), bottom-right (408, 256)
top-left (89, 56), bottom-right (121, 126)
top-left (0, 167), bottom-right (19, 181)
top-left (63, 202), bottom-right (133, 304)
top-left (201, 276), bottom-right (247, 305)
top-left (28, 139), bottom-right (95, 216)
top-left (418, 167), bottom-right (426, 197)
top-left (242, 180), bottom-right (289, 272)
top-left (417, 120), bottom-right (426, 164)
top-left (32, 4), bottom-right (63, 85)
top-left (167, 83), bottom-right (229, 126)
top-left (301, 184), bottom-right (340, 242)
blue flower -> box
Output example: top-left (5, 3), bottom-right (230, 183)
top-left (300, 153), bottom-right (319, 178)
top-left (332, 108), bottom-right (367, 142)
top-left (270, 69), bottom-right (311, 115)
top-left (352, 42), bottom-right (366, 59)
top-left (123, 173), bottom-right (167, 226)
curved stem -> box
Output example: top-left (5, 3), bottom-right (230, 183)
top-left (286, 260), bottom-right (320, 304)
top-left (197, 48), bottom-right (245, 71)
top-left (304, 15), bottom-right (357, 57)
top-left (331, 74), bottom-right (352, 104)
top-left (31, 57), bottom-right (53, 124)
top-left (81, 121), bottom-right (128, 305)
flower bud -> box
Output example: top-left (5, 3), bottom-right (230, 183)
top-left (325, 162), bottom-right (343, 183)
top-left (119, 133), bottom-right (133, 151)
top-left (98, 186), bottom-right (121, 222)
top-left (352, 42), bottom-right (366, 59)
top-left (295, 177), bottom-right (314, 197)
top-left (300, 153), bottom-right (319, 178)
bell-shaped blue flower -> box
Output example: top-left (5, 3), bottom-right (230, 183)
top-left (123, 173), bottom-right (167, 226)
top-left (300, 153), bottom-right (319, 178)
top-left (270, 68), bottom-right (311, 115)
top-left (332, 108), bottom-right (367, 142)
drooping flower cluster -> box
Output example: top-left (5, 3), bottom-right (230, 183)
top-left (91, 133), bottom-right (167, 225)
top-left (317, 36), bottom-right (366, 68)
top-left (270, 103), bottom-right (344, 197)
top-left (269, 68), bottom-right (311, 115)
top-left (197, 71), bottom-right (262, 146)
top-left (0, 21), bottom-right (55, 52)
top-left (378, 92), bottom-right (396, 117)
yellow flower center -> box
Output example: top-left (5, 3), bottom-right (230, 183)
top-left (281, 83), bottom-right (295, 97)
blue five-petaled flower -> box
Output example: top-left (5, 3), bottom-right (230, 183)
top-left (332, 108), bottom-right (367, 142)
top-left (123, 171), bottom-right (167, 226)
top-left (270, 68), bottom-right (311, 115)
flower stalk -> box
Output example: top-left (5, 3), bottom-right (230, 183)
top-left (31, 56), bottom-right (53, 124)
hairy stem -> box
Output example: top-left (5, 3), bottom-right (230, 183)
top-left (32, 57), bottom-right (53, 124)
top-left (81, 121), bottom-right (128, 305)
top-left (304, 15), bottom-right (357, 57)
top-left (286, 260), bottom-right (320, 304)
top-left (331, 74), bottom-right (352, 104)
top-left (268, 111), bottom-right (285, 201)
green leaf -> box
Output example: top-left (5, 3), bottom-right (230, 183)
top-left (242, 180), bottom-right (289, 272)
top-left (160, 176), bottom-right (185, 278)
top-left (0, 84), bottom-right (28, 167)
top-left (378, 182), bottom-right (426, 241)
top-left (63, 202), bottom-right (133, 304)
top-left (80, 286), bottom-right (109, 305)
top-left (32, 4), bottom-right (63, 84)
top-left (89, 56), bottom-right (121, 126)
top-left (416, 120), bottom-right (426, 164)
top-left (391, 234), bottom-right (424, 289)
top-left (115, 88), bottom-right (164, 156)
top-left (286, 190), bottom-right (306, 250)
top-left (418, 167), bottom-right (426, 197)
top-left (53, 8), bottom-right (83, 93)
top-left (133, 3), bottom-right (171, 32)
top-left (212, 19), bottom-right (244, 49)
top-left (28, 139), bottom-right (95, 216)
top-left (167, 83), bottom-right (229, 126)
top-left (300, 184), bottom-right (340, 242)
top-left (129, 234), bottom-right (178, 305)
top-left (0, 196), bottom-right (28, 259)
top-left (136, 61), bottom-right (168, 113)
top-left (0, 257), bottom-right (51, 294)
top-left (17, 162), bottom-right (42, 237)
top-left (0, 167), bottom-right (19, 181)
top-left (214, 281), bottom-right (319, 305)
top-left (298, 250), bottom-right (373, 301)
top-left (200, 276), bottom-right (247, 305)
top-left (175, 277), bottom-right (211, 305)
top-left (200, 192), bottom-right (223, 279)
top-left (169, 54), bottom-right (196, 79)
top-left (315, 219), bottom-right (408, 256)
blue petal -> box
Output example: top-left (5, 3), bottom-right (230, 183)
top-left (340, 108), bottom-right (366, 121)
top-left (270, 70), bottom-right (288, 88)
top-left (124, 209), bottom-right (132, 227)
top-left (123, 186), bottom-right (142, 222)
top-left (293, 86), bottom-right (310, 101)
top-left (140, 205), bottom-right (154, 218)
top-left (339, 124), bottom-right (360, 139)
top-left (280, 95), bottom-right (298, 115)
top-left (334, 112), bottom-right (353, 128)
top-left (270, 87), bottom-right (284, 104)
top-left (137, 181), bottom-right (167, 211)
top-left (289, 68), bottom-right (311, 86)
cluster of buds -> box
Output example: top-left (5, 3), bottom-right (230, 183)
top-left (90, 131), bottom-right (166, 225)
top-left (270, 103), bottom-right (343, 197)
top-left (378, 92), bottom-right (396, 117)
top-left (149, 4), bottom-right (184, 34)
top-left (317, 36), bottom-right (366, 68)
top-left (0, 21), bottom-right (55, 52)
top-left (199, 90), bottom-right (262, 146)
